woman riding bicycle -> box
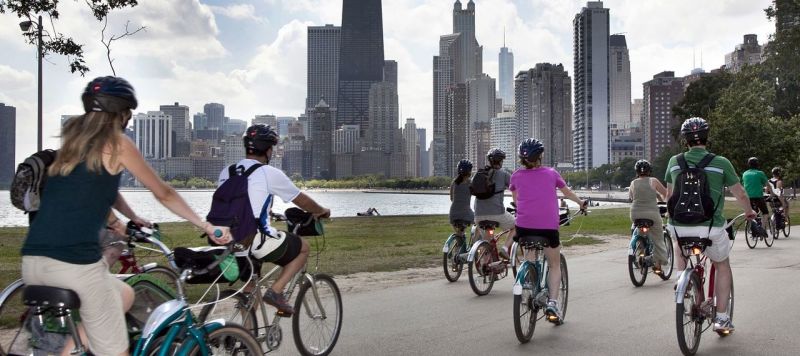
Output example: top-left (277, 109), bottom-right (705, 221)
top-left (628, 159), bottom-right (669, 275)
top-left (449, 159), bottom-right (475, 242)
top-left (769, 167), bottom-right (788, 215)
top-left (509, 138), bottom-right (586, 324)
top-left (20, 76), bottom-right (231, 356)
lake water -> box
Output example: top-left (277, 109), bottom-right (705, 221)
top-left (0, 190), bottom-right (603, 227)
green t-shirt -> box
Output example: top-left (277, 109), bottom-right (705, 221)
top-left (741, 169), bottom-right (768, 198)
top-left (665, 147), bottom-right (740, 227)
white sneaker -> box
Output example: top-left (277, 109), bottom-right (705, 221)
top-left (545, 299), bottom-right (563, 324)
top-left (713, 316), bottom-right (735, 334)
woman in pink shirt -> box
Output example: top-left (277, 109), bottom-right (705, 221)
top-left (510, 138), bottom-right (586, 323)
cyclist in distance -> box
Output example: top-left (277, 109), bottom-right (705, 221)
top-left (628, 159), bottom-right (669, 275)
top-left (217, 124), bottom-right (331, 316)
top-left (20, 76), bottom-right (232, 356)
top-left (742, 157), bottom-right (775, 235)
top-left (510, 138), bottom-right (587, 324)
top-left (450, 159), bottom-right (475, 240)
top-left (769, 167), bottom-right (788, 215)
top-left (665, 117), bottom-right (755, 334)
top-left (474, 148), bottom-right (515, 259)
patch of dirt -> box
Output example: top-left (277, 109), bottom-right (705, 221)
top-left (336, 235), bottom-right (630, 295)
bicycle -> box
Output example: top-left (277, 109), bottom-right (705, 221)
top-left (674, 214), bottom-right (743, 356)
top-left (512, 210), bottom-right (585, 343)
top-left (197, 210), bottom-right (342, 356)
top-left (628, 202), bottom-right (674, 286)
top-left (744, 205), bottom-right (775, 248)
top-left (442, 220), bottom-right (476, 282)
top-left (5, 228), bottom-right (263, 355)
top-left (0, 224), bottom-right (179, 355)
top-left (767, 196), bottom-right (790, 239)
top-left (466, 208), bottom-right (515, 296)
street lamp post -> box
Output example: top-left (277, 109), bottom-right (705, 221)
top-left (19, 16), bottom-right (43, 151)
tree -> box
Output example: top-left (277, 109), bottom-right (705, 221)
top-left (673, 71), bottom-right (733, 121)
top-left (0, 0), bottom-right (140, 75)
top-left (764, 0), bottom-right (800, 118)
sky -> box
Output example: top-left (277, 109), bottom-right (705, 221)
top-left (0, 0), bottom-right (775, 165)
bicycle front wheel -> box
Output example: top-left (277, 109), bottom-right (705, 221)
top-left (676, 273), bottom-right (703, 356)
top-left (187, 324), bottom-right (263, 355)
top-left (141, 265), bottom-right (180, 298)
top-left (660, 231), bottom-right (675, 281)
top-left (468, 242), bottom-right (496, 296)
top-left (292, 273), bottom-right (342, 356)
top-left (765, 218), bottom-right (775, 247)
top-left (783, 215), bottom-right (791, 237)
top-left (627, 238), bottom-right (648, 287)
top-left (744, 221), bottom-right (758, 248)
top-left (0, 282), bottom-right (32, 356)
top-left (513, 264), bottom-right (538, 343)
top-left (555, 254), bottom-right (569, 321)
top-left (442, 236), bottom-right (464, 282)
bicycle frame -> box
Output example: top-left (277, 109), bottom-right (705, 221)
top-left (466, 225), bottom-right (509, 264)
top-left (512, 250), bottom-right (547, 297)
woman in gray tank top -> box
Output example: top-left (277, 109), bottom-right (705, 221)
top-left (450, 160), bottom-right (475, 236)
top-left (629, 160), bottom-right (669, 273)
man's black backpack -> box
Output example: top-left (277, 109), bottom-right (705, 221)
top-left (10, 149), bottom-right (58, 213)
top-left (470, 166), bottom-right (500, 200)
top-left (667, 153), bottom-right (718, 224)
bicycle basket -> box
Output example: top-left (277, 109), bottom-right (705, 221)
top-left (285, 207), bottom-right (323, 236)
top-left (173, 247), bottom-right (251, 284)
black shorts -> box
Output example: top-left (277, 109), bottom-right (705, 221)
top-left (513, 226), bottom-right (560, 248)
top-left (273, 232), bottom-right (302, 266)
top-left (750, 197), bottom-right (769, 215)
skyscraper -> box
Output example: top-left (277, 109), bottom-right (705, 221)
top-left (609, 34), bottom-right (631, 127)
top-left (203, 103), bottom-right (225, 130)
top-left (642, 71), bottom-right (684, 160)
top-left (446, 83), bottom-right (468, 176)
top-left (403, 118), bottom-right (419, 177)
top-left (491, 112), bottom-right (517, 171)
top-left (417, 127), bottom-right (429, 177)
top-left (515, 64), bottom-right (573, 167)
top-left (253, 114), bottom-right (277, 128)
top-left (433, 33), bottom-right (462, 176)
top-left (134, 111), bottom-right (173, 159)
top-left (337, 0), bottom-right (385, 137)
top-left (365, 81), bottom-right (399, 153)
top-left (573, 1), bottom-right (610, 169)
top-left (310, 99), bottom-right (334, 179)
top-left (160, 102), bottom-right (191, 157)
top-left (725, 34), bottom-right (764, 73)
top-left (498, 37), bottom-right (514, 106)
top-left (307, 24), bottom-right (340, 118)
top-left (453, 0), bottom-right (482, 81)
top-left (466, 74), bottom-right (496, 166)
top-left (193, 113), bottom-right (207, 131)
top-left (0, 103), bottom-right (15, 188)
top-left (383, 60), bottom-right (398, 86)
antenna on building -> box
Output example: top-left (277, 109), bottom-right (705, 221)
top-left (503, 26), bottom-right (506, 47)
top-left (700, 49), bottom-right (703, 69)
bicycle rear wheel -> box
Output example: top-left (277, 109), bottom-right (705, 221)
top-left (442, 235), bottom-right (464, 282)
top-left (187, 324), bottom-right (263, 355)
top-left (513, 264), bottom-right (538, 343)
top-left (197, 289), bottom-right (258, 336)
top-left (765, 218), bottom-right (775, 247)
top-left (0, 282), bottom-right (33, 356)
top-left (744, 221), bottom-right (758, 249)
top-left (468, 242), bottom-right (496, 296)
top-left (676, 273), bottom-right (703, 356)
top-left (627, 238), bottom-right (648, 287)
top-left (660, 231), bottom-right (675, 280)
top-left (783, 215), bottom-right (791, 237)
top-left (292, 274), bottom-right (342, 356)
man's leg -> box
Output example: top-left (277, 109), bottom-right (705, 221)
top-left (271, 238), bottom-right (309, 293)
top-left (713, 259), bottom-right (732, 312)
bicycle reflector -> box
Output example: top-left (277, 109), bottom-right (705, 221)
top-left (690, 246), bottom-right (703, 256)
top-left (640, 226), bottom-right (649, 234)
top-left (488, 228), bottom-right (494, 237)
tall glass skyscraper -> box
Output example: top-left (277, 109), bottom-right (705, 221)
top-left (0, 103), bottom-right (16, 188)
top-left (337, 0), bottom-right (384, 137)
top-left (498, 38), bottom-right (514, 106)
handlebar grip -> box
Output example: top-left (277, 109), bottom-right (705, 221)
top-left (214, 229), bottom-right (223, 238)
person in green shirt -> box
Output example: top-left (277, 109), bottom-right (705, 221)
top-left (665, 117), bottom-right (755, 334)
top-left (742, 157), bottom-right (775, 234)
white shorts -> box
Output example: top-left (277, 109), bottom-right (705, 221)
top-left (668, 225), bottom-right (731, 262)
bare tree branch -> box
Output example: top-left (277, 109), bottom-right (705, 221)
top-left (100, 18), bottom-right (146, 76)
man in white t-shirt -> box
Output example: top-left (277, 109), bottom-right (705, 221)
top-left (218, 124), bottom-right (330, 316)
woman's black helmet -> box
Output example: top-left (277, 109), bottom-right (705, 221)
top-left (82, 76), bottom-right (138, 113)
top-left (486, 148), bottom-right (506, 163)
top-left (243, 124), bottom-right (280, 154)
top-left (680, 117), bottom-right (709, 146)
top-left (747, 157), bottom-right (760, 169)
top-left (635, 159), bottom-right (652, 175)
top-left (772, 166), bottom-right (782, 177)
top-left (457, 159), bottom-right (473, 175)
top-left (518, 138), bottom-right (544, 162)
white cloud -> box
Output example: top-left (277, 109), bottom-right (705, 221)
top-left (209, 4), bottom-right (264, 22)
top-left (0, 65), bottom-right (35, 92)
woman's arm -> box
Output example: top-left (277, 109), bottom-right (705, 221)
top-left (116, 136), bottom-right (230, 243)
top-left (651, 178), bottom-right (668, 202)
top-left (113, 193), bottom-right (151, 227)
top-left (628, 180), bottom-right (634, 201)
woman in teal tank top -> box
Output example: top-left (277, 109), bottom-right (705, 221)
top-left (20, 77), bottom-right (233, 356)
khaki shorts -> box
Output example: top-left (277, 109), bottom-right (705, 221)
top-left (475, 212), bottom-right (516, 232)
top-left (22, 256), bottom-right (129, 355)
top-left (668, 225), bottom-right (731, 262)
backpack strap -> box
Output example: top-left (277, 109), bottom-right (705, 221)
top-left (695, 153), bottom-right (716, 169)
top-left (243, 163), bottom-right (263, 177)
top-left (676, 153), bottom-right (689, 171)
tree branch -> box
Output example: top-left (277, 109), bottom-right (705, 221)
top-left (100, 18), bottom-right (146, 76)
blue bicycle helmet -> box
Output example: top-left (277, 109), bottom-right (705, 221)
top-left (518, 138), bottom-right (544, 162)
top-left (243, 124), bottom-right (280, 154)
top-left (486, 148), bottom-right (506, 163)
top-left (81, 76), bottom-right (138, 113)
top-left (457, 159), bottom-right (473, 175)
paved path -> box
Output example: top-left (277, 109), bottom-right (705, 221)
top-left (274, 229), bottom-right (800, 355)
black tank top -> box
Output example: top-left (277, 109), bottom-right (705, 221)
top-left (22, 162), bottom-right (120, 264)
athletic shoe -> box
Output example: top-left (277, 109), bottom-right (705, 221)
top-left (263, 288), bottom-right (294, 316)
top-left (545, 299), bottom-right (563, 324)
top-left (713, 316), bottom-right (735, 334)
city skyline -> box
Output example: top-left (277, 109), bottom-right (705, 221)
top-left (0, 0), bottom-right (774, 166)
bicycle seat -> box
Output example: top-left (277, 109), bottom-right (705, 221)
top-left (517, 235), bottom-right (552, 248)
top-left (23, 285), bottom-right (81, 309)
top-left (676, 236), bottom-right (713, 249)
top-left (477, 220), bottom-right (500, 229)
top-left (452, 219), bottom-right (471, 229)
top-left (633, 219), bottom-right (654, 228)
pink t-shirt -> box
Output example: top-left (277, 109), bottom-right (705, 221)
top-left (509, 167), bottom-right (566, 230)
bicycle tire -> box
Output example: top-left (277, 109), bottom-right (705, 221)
top-left (141, 265), bottom-right (180, 298)
top-left (513, 264), bottom-right (537, 343)
top-left (468, 242), bottom-right (495, 296)
top-left (764, 218), bottom-right (775, 247)
top-left (715, 280), bottom-right (734, 337)
top-left (442, 236), bottom-right (464, 282)
top-left (292, 274), bottom-right (342, 356)
top-left (744, 221), bottom-right (758, 249)
top-left (197, 289), bottom-right (258, 336)
top-left (627, 238), bottom-right (648, 287)
top-left (676, 273), bottom-right (703, 356)
top-left (187, 324), bottom-right (263, 355)
top-left (660, 232), bottom-right (675, 281)
top-left (511, 242), bottom-right (524, 278)
top-left (0, 282), bottom-right (31, 356)
top-left (783, 216), bottom-right (791, 238)
top-left (555, 253), bottom-right (568, 322)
